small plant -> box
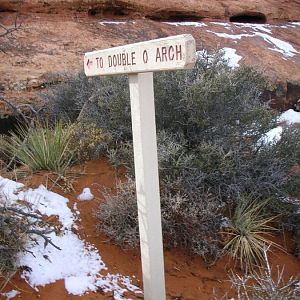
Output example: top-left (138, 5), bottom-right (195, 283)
top-left (0, 203), bottom-right (59, 291)
top-left (4, 121), bottom-right (74, 175)
top-left (223, 196), bottom-right (279, 270)
top-left (96, 176), bottom-right (224, 263)
top-left (69, 121), bottom-right (109, 162)
top-left (95, 178), bottom-right (139, 248)
top-left (226, 249), bottom-right (300, 300)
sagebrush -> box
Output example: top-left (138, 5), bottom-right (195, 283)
top-left (45, 49), bottom-right (300, 264)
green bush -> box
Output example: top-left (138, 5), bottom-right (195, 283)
top-left (45, 50), bottom-right (300, 264)
top-left (69, 121), bottom-right (110, 162)
top-left (4, 122), bottom-right (74, 175)
top-left (95, 176), bottom-right (223, 264)
top-left (95, 178), bottom-right (139, 248)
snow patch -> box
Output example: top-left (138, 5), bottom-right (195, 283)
top-left (0, 177), bottom-right (24, 205)
top-left (233, 23), bottom-right (272, 33)
top-left (0, 178), bottom-right (142, 299)
top-left (1, 290), bottom-right (21, 300)
top-left (279, 109), bottom-right (300, 125)
top-left (208, 30), bottom-right (298, 58)
top-left (99, 21), bottom-right (127, 25)
top-left (288, 22), bottom-right (300, 27)
top-left (77, 187), bottom-right (94, 201)
top-left (254, 32), bottom-right (298, 57)
top-left (222, 47), bottom-right (242, 68)
top-left (207, 31), bottom-right (252, 40)
top-left (259, 126), bottom-right (283, 145)
top-left (163, 21), bottom-right (207, 27)
top-left (18, 185), bottom-right (74, 229)
top-left (210, 22), bottom-right (231, 29)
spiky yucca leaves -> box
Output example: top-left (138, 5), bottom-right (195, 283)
top-left (223, 196), bottom-right (280, 270)
top-left (5, 122), bottom-right (73, 175)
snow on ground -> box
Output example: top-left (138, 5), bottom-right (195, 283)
top-left (279, 109), bottom-right (300, 125)
top-left (0, 177), bottom-right (142, 299)
top-left (258, 126), bottom-right (283, 145)
top-left (258, 109), bottom-right (300, 145)
top-left (0, 290), bottom-right (21, 300)
top-left (77, 187), bottom-right (94, 201)
top-left (222, 47), bottom-right (242, 68)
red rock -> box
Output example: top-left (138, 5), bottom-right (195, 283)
top-left (1, 0), bottom-right (300, 22)
top-left (0, 4), bottom-right (299, 112)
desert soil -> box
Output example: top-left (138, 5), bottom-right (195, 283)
top-left (2, 159), bottom-right (300, 300)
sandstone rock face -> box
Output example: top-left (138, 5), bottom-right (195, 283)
top-left (0, 2), bottom-right (300, 114)
top-left (1, 0), bottom-right (300, 22)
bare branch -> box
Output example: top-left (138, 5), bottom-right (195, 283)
top-left (0, 14), bottom-right (21, 38)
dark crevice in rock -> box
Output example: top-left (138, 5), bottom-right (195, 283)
top-left (229, 12), bottom-right (267, 24)
top-left (88, 6), bottom-right (131, 17)
top-left (262, 82), bottom-right (300, 111)
top-left (146, 11), bottom-right (203, 22)
top-left (0, 7), bottom-right (16, 13)
top-left (0, 115), bottom-right (20, 135)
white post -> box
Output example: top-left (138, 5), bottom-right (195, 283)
top-left (129, 72), bottom-right (166, 300)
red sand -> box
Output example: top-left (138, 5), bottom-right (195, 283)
top-left (3, 159), bottom-right (300, 299)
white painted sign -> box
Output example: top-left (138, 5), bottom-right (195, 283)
top-left (84, 34), bottom-right (196, 76)
top-left (84, 34), bottom-right (196, 300)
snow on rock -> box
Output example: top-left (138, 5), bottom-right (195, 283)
top-left (233, 23), bottom-right (272, 34)
top-left (208, 25), bottom-right (298, 59)
top-left (99, 21), bottom-right (127, 25)
top-left (207, 31), bottom-right (251, 40)
top-left (279, 109), bottom-right (300, 125)
top-left (254, 32), bottom-right (298, 58)
top-left (163, 21), bottom-right (207, 27)
top-left (0, 177), bottom-right (142, 299)
top-left (222, 47), bottom-right (242, 68)
top-left (77, 187), bottom-right (94, 201)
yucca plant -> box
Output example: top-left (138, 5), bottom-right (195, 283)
top-left (5, 121), bottom-right (74, 175)
top-left (223, 196), bottom-right (280, 270)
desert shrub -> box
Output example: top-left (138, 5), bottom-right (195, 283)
top-left (223, 196), bottom-right (279, 270)
top-left (95, 178), bottom-right (139, 248)
top-left (69, 121), bottom-right (110, 162)
top-left (3, 121), bottom-right (74, 175)
top-left (96, 177), bottom-right (224, 263)
top-left (217, 250), bottom-right (300, 300)
top-left (43, 71), bottom-right (97, 122)
top-left (0, 206), bottom-right (27, 279)
top-left (160, 189), bottom-right (223, 263)
top-left (45, 73), bottom-right (131, 141)
top-left (0, 204), bottom-right (58, 290)
top-left (46, 50), bottom-right (300, 263)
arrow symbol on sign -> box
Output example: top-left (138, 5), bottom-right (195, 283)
top-left (86, 59), bottom-right (93, 69)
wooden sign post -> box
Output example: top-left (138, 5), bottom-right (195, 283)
top-left (84, 35), bottom-right (196, 300)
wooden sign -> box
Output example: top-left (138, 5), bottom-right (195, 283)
top-left (84, 35), bottom-right (196, 300)
top-left (84, 34), bottom-right (195, 76)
